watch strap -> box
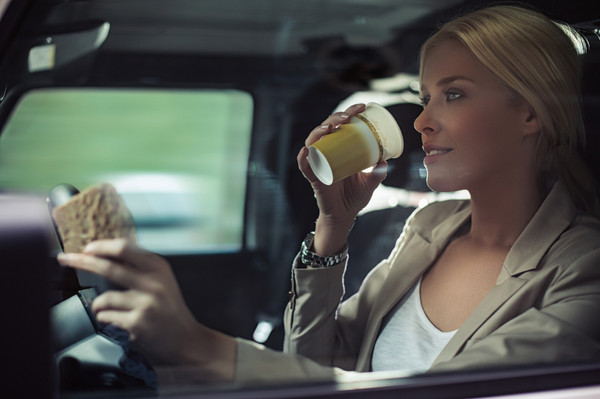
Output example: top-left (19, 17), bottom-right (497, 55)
top-left (300, 231), bottom-right (348, 268)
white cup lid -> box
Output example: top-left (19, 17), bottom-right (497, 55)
top-left (363, 102), bottom-right (404, 160)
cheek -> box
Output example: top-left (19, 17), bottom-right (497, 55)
top-left (453, 107), bottom-right (515, 154)
top-left (441, 116), bottom-right (507, 178)
top-left (446, 114), bottom-right (488, 155)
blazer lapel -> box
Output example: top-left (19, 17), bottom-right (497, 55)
top-left (433, 180), bottom-right (576, 365)
top-left (432, 276), bottom-right (526, 364)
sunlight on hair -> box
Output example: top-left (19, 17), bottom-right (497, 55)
top-left (556, 22), bottom-right (589, 55)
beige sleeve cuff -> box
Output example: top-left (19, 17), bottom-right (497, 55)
top-left (234, 337), bottom-right (343, 385)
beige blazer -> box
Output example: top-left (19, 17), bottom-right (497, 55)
top-left (234, 181), bottom-right (600, 383)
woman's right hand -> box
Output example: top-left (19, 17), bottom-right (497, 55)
top-left (297, 103), bottom-right (388, 256)
top-left (57, 239), bottom-right (236, 384)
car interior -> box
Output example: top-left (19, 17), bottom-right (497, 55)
top-left (1, 0), bottom-right (599, 398)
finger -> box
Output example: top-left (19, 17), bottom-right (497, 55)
top-left (94, 309), bottom-right (136, 338)
top-left (343, 103), bottom-right (366, 116)
top-left (304, 123), bottom-right (332, 147)
top-left (57, 252), bottom-right (142, 289)
top-left (92, 291), bottom-right (149, 341)
top-left (57, 252), bottom-right (102, 273)
top-left (92, 289), bottom-right (142, 313)
top-left (297, 146), bottom-right (322, 185)
top-left (325, 103), bottom-right (365, 127)
top-left (83, 239), bottom-right (161, 272)
top-left (304, 104), bottom-right (366, 147)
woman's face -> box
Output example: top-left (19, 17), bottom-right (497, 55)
top-left (414, 39), bottom-right (537, 193)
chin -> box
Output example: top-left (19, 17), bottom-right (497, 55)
top-left (425, 164), bottom-right (474, 193)
top-left (426, 177), bottom-right (451, 193)
top-left (425, 175), bottom-right (465, 194)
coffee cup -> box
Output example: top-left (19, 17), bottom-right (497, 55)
top-left (307, 103), bottom-right (404, 185)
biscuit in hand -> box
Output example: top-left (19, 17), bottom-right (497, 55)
top-left (52, 183), bottom-right (136, 253)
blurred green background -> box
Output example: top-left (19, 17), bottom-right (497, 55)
top-left (0, 88), bottom-right (253, 253)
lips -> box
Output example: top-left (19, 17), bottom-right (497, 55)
top-left (423, 144), bottom-right (453, 156)
top-left (422, 144), bottom-right (452, 165)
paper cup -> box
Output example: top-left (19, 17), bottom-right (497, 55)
top-left (308, 103), bottom-right (404, 185)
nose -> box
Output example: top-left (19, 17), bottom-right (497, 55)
top-left (413, 106), bottom-right (436, 136)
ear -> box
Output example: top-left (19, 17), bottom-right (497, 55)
top-left (522, 106), bottom-right (541, 137)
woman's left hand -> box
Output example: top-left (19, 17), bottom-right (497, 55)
top-left (56, 238), bottom-right (235, 379)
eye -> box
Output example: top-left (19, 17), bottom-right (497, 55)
top-left (419, 95), bottom-right (430, 107)
top-left (445, 91), bottom-right (463, 102)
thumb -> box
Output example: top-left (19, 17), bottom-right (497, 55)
top-left (297, 146), bottom-right (326, 187)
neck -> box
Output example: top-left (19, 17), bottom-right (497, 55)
top-left (466, 175), bottom-right (545, 248)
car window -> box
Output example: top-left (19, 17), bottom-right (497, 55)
top-left (0, 88), bottom-right (253, 253)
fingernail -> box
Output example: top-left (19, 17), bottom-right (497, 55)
top-left (84, 242), bottom-right (96, 253)
top-left (56, 252), bottom-right (69, 264)
top-left (320, 124), bottom-right (329, 130)
top-left (340, 113), bottom-right (349, 120)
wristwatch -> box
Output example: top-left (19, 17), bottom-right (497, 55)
top-left (300, 231), bottom-right (348, 268)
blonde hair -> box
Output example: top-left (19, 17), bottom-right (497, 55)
top-left (420, 5), bottom-right (599, 215)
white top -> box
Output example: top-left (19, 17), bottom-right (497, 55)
top-left (371, 278), bottom-right (457, 373)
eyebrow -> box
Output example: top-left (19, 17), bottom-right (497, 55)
top-left (420, 75), bottom-right (475, 92)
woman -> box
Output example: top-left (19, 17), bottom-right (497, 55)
top-left (58, 5), bottom-right (600, 385)
top-left (288, 4), bottom-right (600, 375)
